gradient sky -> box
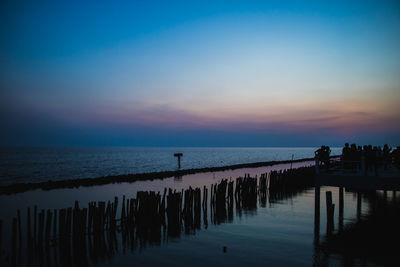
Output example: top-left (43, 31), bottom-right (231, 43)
top-left (1, 0), bottom-right (399, 146)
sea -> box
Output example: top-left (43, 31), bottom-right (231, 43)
top-left (0, 147), bottom-right (341, 185)
top-left (0, 146), bottom-right (395, 266)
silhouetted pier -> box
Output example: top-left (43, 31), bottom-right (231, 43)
top-left (316, 158), bottom-right (400, 191)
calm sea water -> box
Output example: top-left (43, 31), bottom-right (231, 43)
top-left (0, 147), bottom-right (341, 185)
top-left (0, 162), bottom-right (385, 266)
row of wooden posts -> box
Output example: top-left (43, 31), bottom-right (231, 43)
top-left (1, 166), bottom-right (317, 267)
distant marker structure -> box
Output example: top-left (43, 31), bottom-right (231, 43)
top-left (174, 153), bottom-right (183, 168)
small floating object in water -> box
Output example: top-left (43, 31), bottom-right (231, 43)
top-left (223, 246), bottom-right (227, 253)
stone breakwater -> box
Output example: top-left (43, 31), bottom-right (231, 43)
top-left (0, 156), bottom-right (339, 195)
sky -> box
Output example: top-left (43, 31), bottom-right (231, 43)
top-left (1, 0), bottom-right (399, 147)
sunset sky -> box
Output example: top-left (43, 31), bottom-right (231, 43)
top-left (1, 0), bottom-right (399, 146)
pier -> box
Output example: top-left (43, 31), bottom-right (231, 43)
top-left (315, 158), bottom-right (400, 191)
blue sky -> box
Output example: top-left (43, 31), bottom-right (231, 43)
top-left (1, 0), bottom-right (399, 146)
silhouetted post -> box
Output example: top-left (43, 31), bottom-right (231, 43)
top-left (315, 158), bottom-right (319, 174)
top-left (339, 187), bottom-right (344, 232)
top-left (45, 210), bottom-right (52, 244)
top-left (174, 153), bottom-right (183, 168)
top-left (326, 191), bottom-right (334, 234)
top-left (53, 209), bottom-right (57, 241)
top-left (314, 186), bottom-right (320, 245)
top-left (33, 205), bottom-right (37, 246)
top-left (0, 220), bottom-right (2, 255)
top-left (27, 208), bottom-right (31, 246)
top-left (12, 218), bottom-right (17, 267)
top-left (17, 210), bottom-right (22, 245)
top-left (38, 210), bottom-right (44, 245)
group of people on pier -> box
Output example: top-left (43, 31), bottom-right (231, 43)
top-left (341, 143), bottom-right (398, 172)
top-left (314, 143), bottom-right (400, 172)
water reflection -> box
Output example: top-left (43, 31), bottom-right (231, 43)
top-left (0, 166), bottom-right (397, 266)
top-left (318, 190), bottom-right (399, 266)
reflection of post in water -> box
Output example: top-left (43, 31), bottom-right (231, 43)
top-left (314, 186), bottom-right (320, 245)
top-left (326, 191), bottom-right (335, 236)
top-left (227, 179), bottom-right (234, 222)
top-left (167, 189), bottom-right (182, 237)
top-left (339, 187), bottom-right (344, 232)
top-left (313, 186), bottom-right (321, 267)
top-left (174, 175), bottom-right (182, 181)
top-left (259, 174), bottom-right (268, 207)
top-left (3, 165), bottom-right (321, 266)
top-left (269, 167), bottom-right (315, 203)
top-left (0, 220), bottom-right (2, 261)
top-left (12, 218), bottom-right (16, 267)
top-left (357, 192), bottom-right (362, 221)
top-left (202, 185), bottom-right (208, 229)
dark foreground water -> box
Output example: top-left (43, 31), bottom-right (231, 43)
top-left (0, 162), bottom-right (392, 267)
top-left (0, 147), bottom-right (341, 185)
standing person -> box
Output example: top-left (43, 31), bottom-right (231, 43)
top-left (324, 146), bottom-right (331, 170)
top-left (383, 144), bottom-right (392, 170)
top-left (342, 143), bottom-right (350, 169)
top-left (315, 146), bottom-right (324, 169)
top-left (391, 146), bottom-right (400, 170)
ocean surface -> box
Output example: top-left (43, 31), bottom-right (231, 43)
top-left (0, 147), bottom-right (341, 185)
top-left (0, 161), bottom-right (389, 266)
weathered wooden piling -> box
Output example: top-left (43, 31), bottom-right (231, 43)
top-left (66, 207), bottom-right (72, 237)
top-left (59, 209), bottom-right (66, 239)
top-left (33, 205), bottom-right (37, 246)
top-left (17, 209), bottom-right (22, 245)
top-left (0, 220), bottom-right (2, 256)
top-left (12, 218), bottom-right (17, 267)
top-left (314, 186), bottom-right (320, 245)
top-left (326, 191), bottom-right (335, 234)
top-left (167, 189), bottom-right (181, 236)
top-left (45, 210), bottom-right (52, 244)
top-left (269, 166), bottom-right (315, 203)
top-left (339, 187), bottom-right (344, 232)
top-left (27, 208), bottom-right (31, 245)
top-left (53, 209), bottom-right (57, 242)
top-left (38, 210), bottom-right (44, 245)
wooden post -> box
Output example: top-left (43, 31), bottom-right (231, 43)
top-left (33, 205), bottom-right (37, 246)
top-left (314, 186), bottom-right (320, 245)
top-left (12, 218), bottom-right (17, 267)
top-left (0, 220), bottom-right (2, 254)
top-left (38, 210), bottom-right (44, 245)
top-left (326, 191), bottom-right (335, 234)
top-left (339, 187), bottom-right (344, 232)
top-left (27, 208), bottom-right (31, 245)
top-left (45, 210), bottom-right (52, 243)
top-left (53, 209), bottom-right (57, 241)
top-left (17, 209), bottom-right (22, 244)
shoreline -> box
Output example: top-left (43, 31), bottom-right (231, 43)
top-left (0, 156), bottom-right (338, 195)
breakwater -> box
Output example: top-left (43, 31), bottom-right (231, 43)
top-left (0, 156), bottom-right (333, 195)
